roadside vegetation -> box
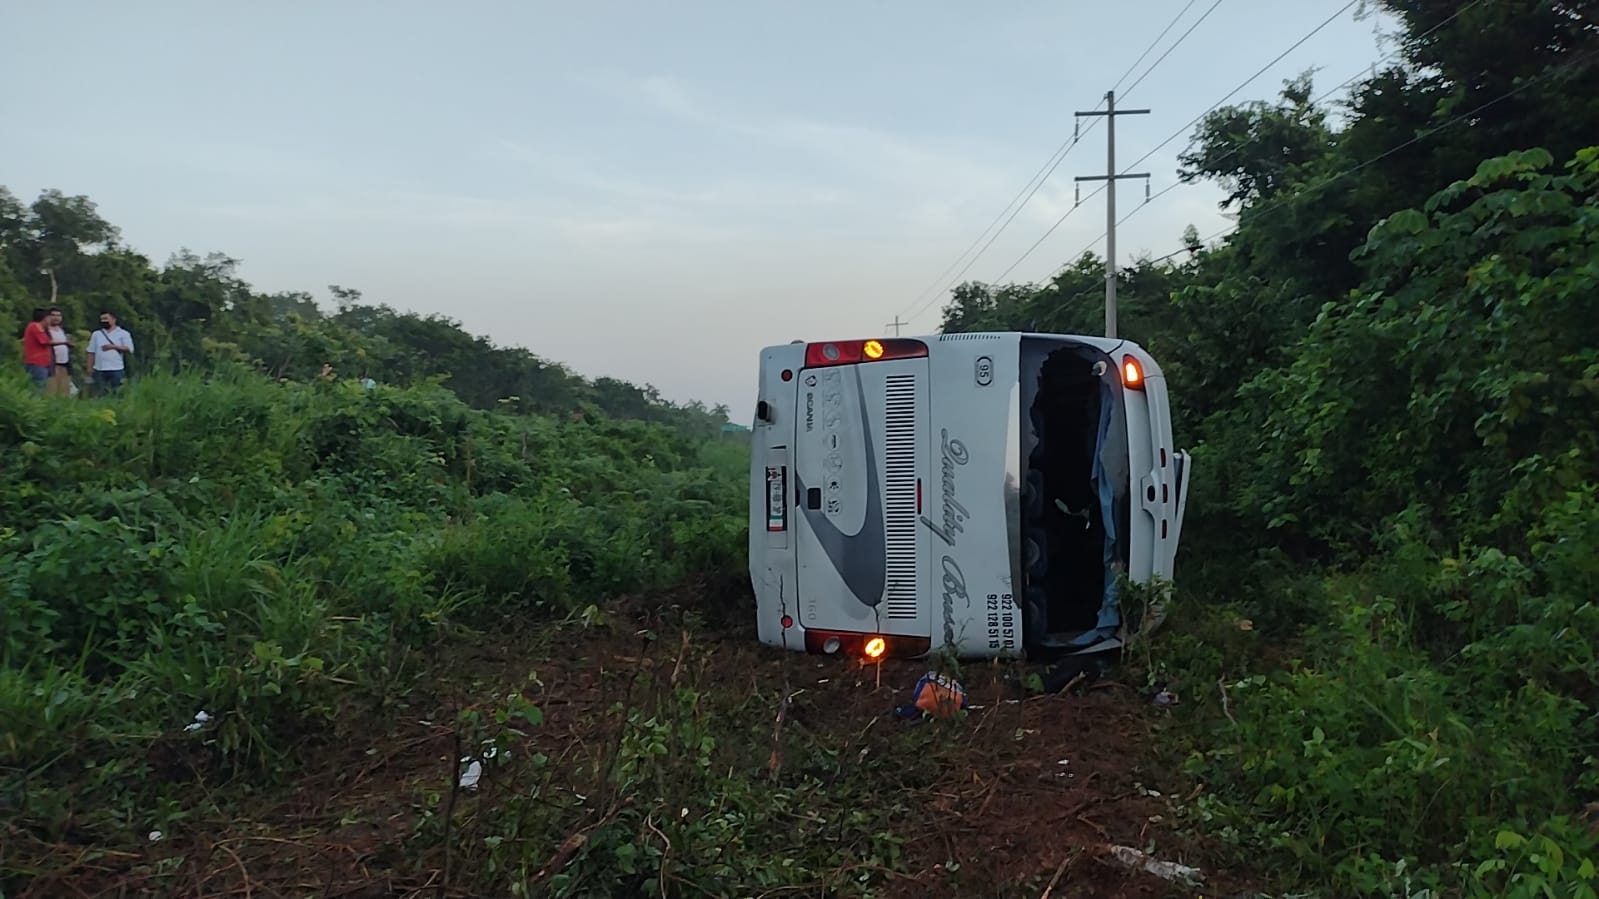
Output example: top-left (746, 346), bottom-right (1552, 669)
top-left (938, 2), bottom-right (1599, 893)
top-left (4, 0), bottom-right (1597, 896)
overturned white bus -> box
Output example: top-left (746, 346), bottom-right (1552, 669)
top-left (747, 332), bottom-right (1190, 662)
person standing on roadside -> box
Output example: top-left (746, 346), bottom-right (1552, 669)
top-left (43, 307), bottom-right (76, 396)
top-left (87, 311), bottom-right (134, 393)
top-left (20, 308), bottom-right (56, 391)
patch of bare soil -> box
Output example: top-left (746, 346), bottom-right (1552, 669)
top-left (8, 603), bottom-right (1253, 898)
top-left (756, 653), bottom-right (1247, 899)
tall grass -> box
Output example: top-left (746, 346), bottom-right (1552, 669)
top-left (0, 367), bottom-right (748, 841)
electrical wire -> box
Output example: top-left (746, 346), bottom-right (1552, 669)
top-left (1112, 0), bottom-right (1203, 96)
top-left (958, 3), bottom-right (1583, 333)
top-left (973, 0), bottom-right (1229, 287)
top-left (1130, 41), bottom-right (1599, 268)
top-left (973, 0), bottom-right (1360, 296)
top-left (898, 0), bottom-right (1215, 324)
top-left (1119, 0), bottom-right (1226, 100)
top-left (1082, 0), bottom-right (1488, 255)
top-left (1043, 0), bottom-right (1481, 286)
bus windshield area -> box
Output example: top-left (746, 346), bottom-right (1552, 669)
top-left (1018, 337), bottom-right (1130, 654)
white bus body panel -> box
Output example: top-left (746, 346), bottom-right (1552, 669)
top-left (749, 332), bottom-right (1191, 661)
top-left (749, 342), bottom-right (806, 651)
top-left (923, 333), bottom-right (1025, 657)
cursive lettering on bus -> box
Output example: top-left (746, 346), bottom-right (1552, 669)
top-left (939, 555), bottom-right (970, 648)
top-left (920, 428), bottom-right (969, 547)
top-left (920, 428), bottom-right (973, 647)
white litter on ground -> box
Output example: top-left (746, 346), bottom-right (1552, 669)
top-left (1106, 845), bottom-right (1204, 887)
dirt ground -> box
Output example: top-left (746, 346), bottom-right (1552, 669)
top-left (8, 605), bottom-right (1254, 898)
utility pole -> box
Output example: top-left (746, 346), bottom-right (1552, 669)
top-left (884, 315), bottom-right (908, 336)
top-left (1074, 90), bottom-right (1150, 338)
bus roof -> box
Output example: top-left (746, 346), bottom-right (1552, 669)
top-left (766, 331), bottom-right (1141, 354)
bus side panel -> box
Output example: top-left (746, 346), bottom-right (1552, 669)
top-left (1141, 374), bottom-right (1180, 578)
top-left (925, 336), bottom-right (1025, 658)
top-left (791, 357), bottom-right (930, 640)
top-left (1121, 384), bottom-right (1156, 585)
top-left (750, 344), bottom-right (805, 650)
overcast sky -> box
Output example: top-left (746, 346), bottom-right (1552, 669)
top-left (3, 0), bottom-right (1399, 416)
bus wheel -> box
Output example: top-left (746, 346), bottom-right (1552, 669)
top-left (1024, 469), bottom-right (1046, 521)
top-left (1026, 531), bottom-right (1048, 579)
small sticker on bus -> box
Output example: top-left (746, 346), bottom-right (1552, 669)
top-left (766, 466), bottom-right (787, 532)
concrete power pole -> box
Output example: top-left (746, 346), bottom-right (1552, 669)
top-left (1074, 90), bottom-right (1150, 339)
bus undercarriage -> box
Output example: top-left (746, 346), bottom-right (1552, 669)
top-left (1020, 337), bottom-right (1131, 660)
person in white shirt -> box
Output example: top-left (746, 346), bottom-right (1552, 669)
top-left (44, 307), bottom-right (75, 397)
top-left (87, 311), bottom-right (135, 393)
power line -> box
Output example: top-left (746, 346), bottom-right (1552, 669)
top-left (1052, 0), bottom-right (1490, 273)
top-left (977, 45), bottom-right (1573, 322)
top-left (1120, 0), bottom-right (1227, 99)
top-left (897, 131), bottom-right (1089, 322)
top-left (1111, 0), bottom-right (1202, 96)
top-left (960, 0), bottom-right (1225, 291)
top-left (898, 0), bottom-right (1215, 325)
top-left (1125, 0), bottom-right (1484, 184)
top-left (1110, 0), bottom-right (1363, 204)
top-left (1138, 41), bottom-right (1599, 267)
top-left (983, 0), bottom-right (1360, 294)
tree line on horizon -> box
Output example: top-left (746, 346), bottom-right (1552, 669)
top-left (0, 193), bottom-right (735, 437)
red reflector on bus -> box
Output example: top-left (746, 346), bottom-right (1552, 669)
top-left (1161, 448), bottom-right (1167, 467)
top-left (803, 629), bottom-right (931, 659)
top-left (781, 615), bottom-right (793, 628)
top-left (781, 369), bottom-right (793, 382)
top-left (804, 338), bottom-right (928, 368)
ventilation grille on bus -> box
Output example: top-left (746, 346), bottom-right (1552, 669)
top-left (883, 373), bottom-right (919, 621)
top-left (937, 332), bottom-right (1004, 341)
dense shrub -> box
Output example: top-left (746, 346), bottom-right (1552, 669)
top-left (0, 369), bottom-right (748, 835)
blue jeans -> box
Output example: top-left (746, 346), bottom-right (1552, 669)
top-left (94, 369), bottom-right (126, 392)
top-left (24, 363), bottom-right (49, 390)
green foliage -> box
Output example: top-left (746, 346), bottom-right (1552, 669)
top-left (5, 3), bottom-right (1596, 891)
top-left (0, 371), bottom-right (748, 846)
top-left (936, 37), bottom-right (1599, 889)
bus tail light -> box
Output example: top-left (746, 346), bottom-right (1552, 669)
top-left (803, 629), bottom-right (931, 659)
top-left (1121, 355), bottom-right (1145, 390)
top-left (804, 338), bottom-right (928, 368)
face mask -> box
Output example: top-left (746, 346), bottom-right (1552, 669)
top-left (100, 322), bottom-right (112, 330)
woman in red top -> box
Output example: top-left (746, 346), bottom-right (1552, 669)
top-left (21, 308), bottom-right (65, 391)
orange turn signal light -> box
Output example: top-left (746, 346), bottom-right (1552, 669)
top-left (863, 636), bottom-right (887, 659)
top-left (1121, 355), bottom-right (1144, 390)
